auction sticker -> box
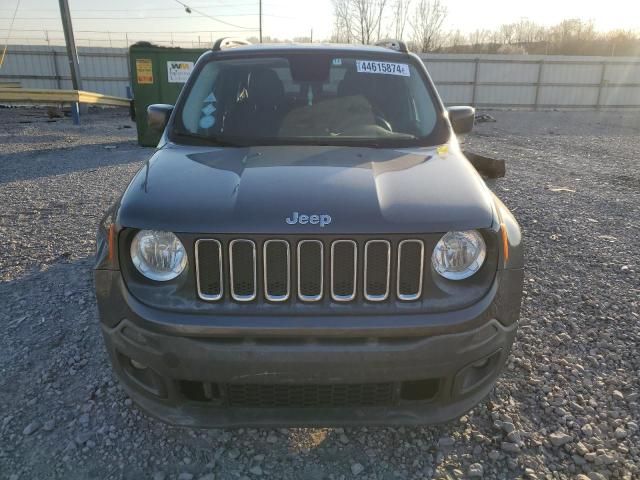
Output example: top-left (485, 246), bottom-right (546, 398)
top-left (356, 60), bottom-right (409, 76)
top-left (167, 61), bottom-right (194, 83)
top-left (136, 59), bottom-right (153, 84)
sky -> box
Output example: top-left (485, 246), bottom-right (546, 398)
top-left (1, 0), bottom-right (639, 47)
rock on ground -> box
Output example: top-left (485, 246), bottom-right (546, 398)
top-left (0, 108), bottom-right (639, 479)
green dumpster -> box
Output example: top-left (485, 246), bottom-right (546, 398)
top-left (129, 42), bottom-right (207, 146)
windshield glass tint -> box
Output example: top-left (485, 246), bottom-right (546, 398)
top-left (177, 54), bottom-right (438, 145)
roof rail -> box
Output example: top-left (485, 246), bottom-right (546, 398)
top-left (375, 39), bottom-right (409, 53)
top-left (212, 37), bottom-right (251, 51)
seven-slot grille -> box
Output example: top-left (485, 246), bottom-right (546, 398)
top-left (195, 238), bottom-right (425, 303)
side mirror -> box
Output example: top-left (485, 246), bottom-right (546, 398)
top-left (447, 106), bottom-right (475, 134)
top-left (147, 104), bottom-right (174, 133)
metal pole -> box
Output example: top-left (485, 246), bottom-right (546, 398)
top-left (58, 0), bottom-right (82, 90)
top-left (51, 49), bottom-right (61, 89)
top-left (58, 0), bottom-right (82, 124)
top-left (259, 0), bottom-right (263, 43)
top-left (595, 62), bottom-right (607, 109)
top-left (125, 32), bottom-right (131, 96)
top-left (533, 60), bottom-right (544, 111)
top-left (471, 58), bottom-right (479, 107)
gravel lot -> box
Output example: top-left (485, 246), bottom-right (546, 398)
top-left (0, 106), bottom-right (638, 480)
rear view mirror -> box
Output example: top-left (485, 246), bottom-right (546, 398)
top-left (447, 106), bottom-right (475, 134)
top-left (147, 104), bottom-right (174, 133)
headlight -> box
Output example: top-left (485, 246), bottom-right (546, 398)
top-left (130, 230), bottom-right (187, 281)
top-left (432, 230), bottom-right (486, 280)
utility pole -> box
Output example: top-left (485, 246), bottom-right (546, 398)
top-left (259, 0), bottom-right (262, 43)
top-left (58, 0), bottom-right (83, 124)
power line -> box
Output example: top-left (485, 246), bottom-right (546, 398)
top-left (0, 5), bottom-right (282, 13)
top-left (5, 13), bottom-right (295, 20)
top-left (3, 28), bottom-right (259, 34)
top-left (171, 0), bottom-right (255, 30)
top-left (1, 0), bottom-right (21, 68)
top-left (0, 1), bottom-right (289, 12)
top-left (0, 0), bottom-right (314, 49)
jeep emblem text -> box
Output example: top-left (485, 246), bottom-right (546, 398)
top-left (285, 211), bottom-right (332, 227)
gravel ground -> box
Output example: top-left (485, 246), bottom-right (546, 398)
top-left (0, 107), bottom-right (638, 480)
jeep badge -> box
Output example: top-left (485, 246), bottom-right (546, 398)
top-left (285, 211), bottom-right (332, 227)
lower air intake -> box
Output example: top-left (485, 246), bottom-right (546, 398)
top-left (226, 382), bottom-right (395, 408)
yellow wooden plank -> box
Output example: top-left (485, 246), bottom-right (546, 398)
top-left (0, 88), bottom-right (129, 107)
top-left (0, 87), bottom-right (76, 103)
top-left (77, 90), bottom-right (130, 107)
top-left (0, 88), bottom-right (76, 102)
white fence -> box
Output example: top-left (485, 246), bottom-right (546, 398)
top-left (1, 45), bottom-right (640, 109)
top-left (0, 45), bottom-right (129, 97)
top-left (421, 53), bottom-right (640, 109)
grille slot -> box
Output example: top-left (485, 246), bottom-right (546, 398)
top-left (229, 239), bottom-right (257, 302)
top-left (226, 382), bottom-right (395, 408)
top-left (297, 240), bottom-right (324, 301)
top-left (397, 240), bottom-right (424, 301)
top-left (263, 240), bottom-right (290, 302)
top-left (364, 240), bottom-right (391, 301)
top-left (195, 239), bottom-right (223, 301)
top-left (195, 236), bottom-right (428, 303)
top-left (331, 240), bottom-right (357, 302)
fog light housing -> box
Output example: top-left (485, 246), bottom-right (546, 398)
top-left (454, 350), bottom-right (502, 395)
top-left (116, 351), bottom-right (167, 398)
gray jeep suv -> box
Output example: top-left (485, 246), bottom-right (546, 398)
top-left (95, 39), bottom-right (523, 427)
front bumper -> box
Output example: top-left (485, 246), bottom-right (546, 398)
top-left (96, 269), bottom-right (522, 427)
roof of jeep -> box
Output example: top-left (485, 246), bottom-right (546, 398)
top-left (211, 43), bottom-right (408, 56)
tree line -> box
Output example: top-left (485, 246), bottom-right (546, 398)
top-left (330, 0), bottom-right (640, 56)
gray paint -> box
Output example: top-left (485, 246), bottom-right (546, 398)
top-left (117, 144), bottom-right (495, 235)
top-left (93, 42), bottom-right (526, 427)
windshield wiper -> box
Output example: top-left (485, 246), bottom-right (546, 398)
top-left (172, 131), bottom-right (426, 149)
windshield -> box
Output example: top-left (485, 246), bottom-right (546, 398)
top-left (173, 53), bottom-right (441, 147)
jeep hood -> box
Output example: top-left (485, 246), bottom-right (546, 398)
top-left (117, 144), bottom-right (496, 234)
